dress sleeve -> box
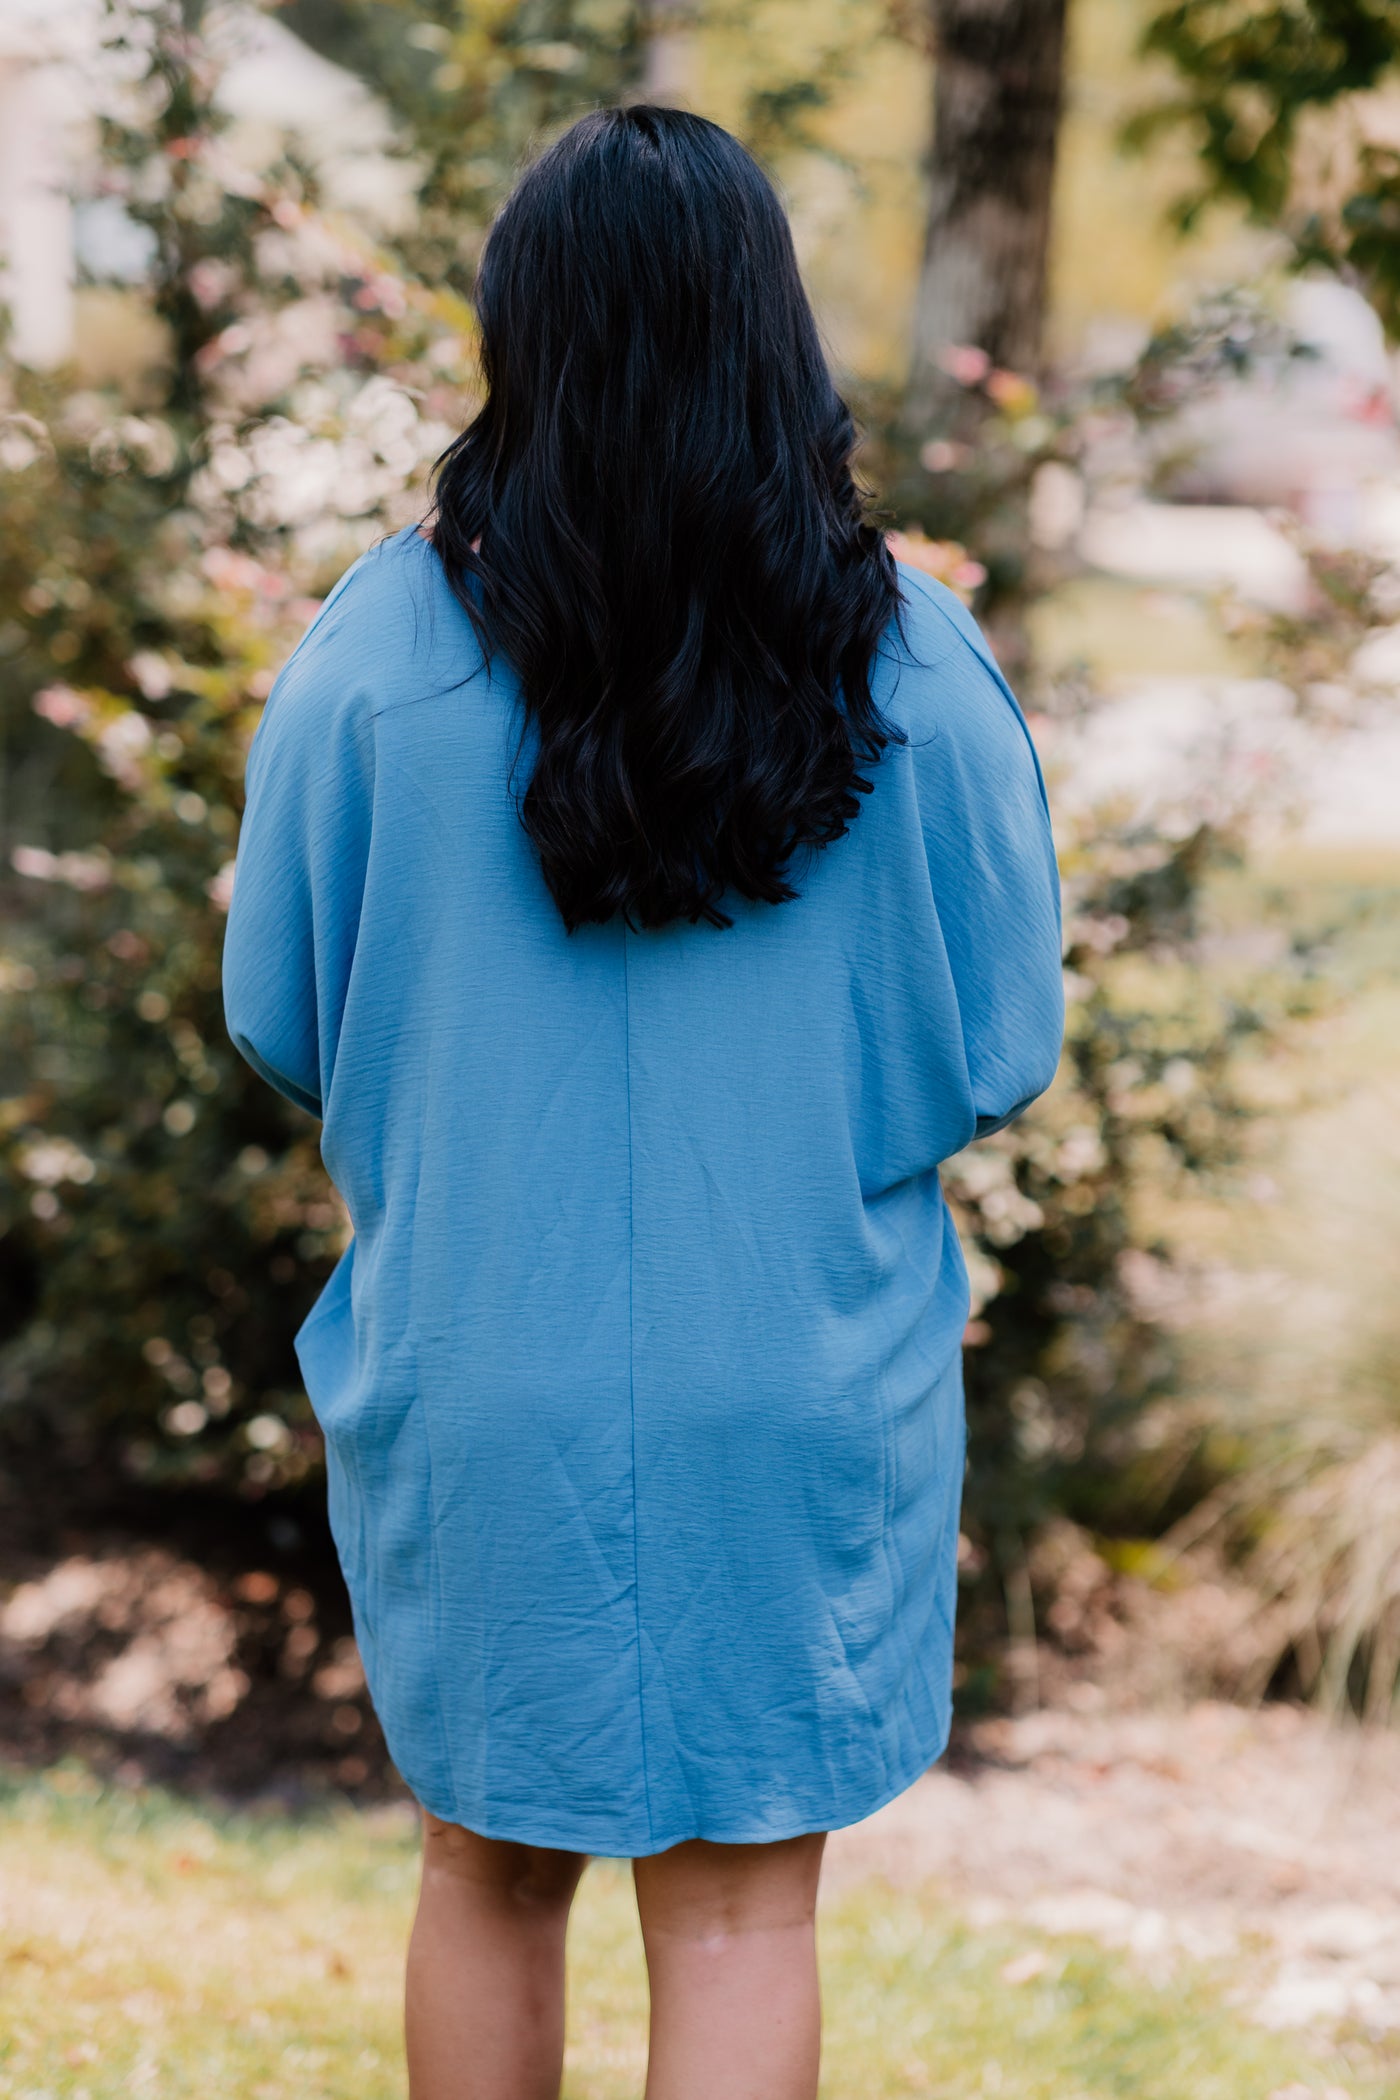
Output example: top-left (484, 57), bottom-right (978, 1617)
top-left (221, 627), bottom-right (376, 1121)
top-left (906, 584), bottom-right (1064, 1140)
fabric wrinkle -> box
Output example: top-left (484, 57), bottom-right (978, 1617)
top-left (221, 523), bottom-right (1065, 1853)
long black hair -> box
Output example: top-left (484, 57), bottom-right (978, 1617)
top-left (429, 103), bottom-right (903, 932)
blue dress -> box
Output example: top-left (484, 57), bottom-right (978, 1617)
top-left (221, 524), bottom-right (1063, 1854)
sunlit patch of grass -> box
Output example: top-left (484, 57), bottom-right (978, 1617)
top-left (0, 1767), bottom-right (415, 2100)
top-left (2, 1768), bottom-right (1395, 2098)
top-left (818, 1884), bottom-right (1400, 2100)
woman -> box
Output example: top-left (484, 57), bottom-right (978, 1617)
top-left (222, 104), bottom-right (1063, 2100)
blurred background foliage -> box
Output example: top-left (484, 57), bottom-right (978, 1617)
top-left (1, 0), bottom-right (1399, 1736)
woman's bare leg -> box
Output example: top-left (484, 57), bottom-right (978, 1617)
top-left (632, 1831), bottom-right (827, 2100)
top-left (405, 1813), bottom-right (587, 2100)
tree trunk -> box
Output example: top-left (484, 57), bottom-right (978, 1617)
top-left (640, 0), bottom-right (694, 104)
top-left (906, 0), bottom-right (1068, 426)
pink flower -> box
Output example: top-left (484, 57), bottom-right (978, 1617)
top-left (206, 860), bottom-right (237, 914)
top-left (938, 344), bottom-right (991, 386)
top-left (33, 684), bottom-right (92, 730)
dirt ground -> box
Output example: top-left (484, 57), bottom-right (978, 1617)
top-left (3, 1535), bottom-right (1399, 2045)
top-left (830, 1697), bottom-right (1400, 2039)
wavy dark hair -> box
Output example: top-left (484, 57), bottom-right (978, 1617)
top-left (429, 103), bottom-right (904, 932)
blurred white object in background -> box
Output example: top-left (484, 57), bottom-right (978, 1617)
top-left (1067, 277), bottom-right (1400, 846)
top-left (1078, 503), bottom-right (1312, 613)
top-left (0, 0), bottom-right (410, 371)
top-left (0, 0), bottom-right (92, 367)
top-left (206, 3), bottom-right (418, 231)
top-left (1156, 276), bottom-right (1400, 535)
top-left (1052, 675), bottom-right (1400, 847)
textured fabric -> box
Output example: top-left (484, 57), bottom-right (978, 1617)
top-left (221, 524), bottom-right (1064, 1854)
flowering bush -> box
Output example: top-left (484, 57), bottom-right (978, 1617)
top-left (3, 0), bottom-right (1395, 1714)
top-left (0, 0), bottom-right (470, 1501)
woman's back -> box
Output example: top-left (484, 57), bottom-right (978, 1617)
top-left (222, 521), bottom-right (1061, 1851)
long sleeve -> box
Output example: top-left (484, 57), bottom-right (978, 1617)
top-left (905, 579), bottom-right (1064, 1139)
top-left (221, 626), bottom-right (376, 1121)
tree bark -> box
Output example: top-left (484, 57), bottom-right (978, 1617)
top-left (640, 0), bottom-right (694, 104)
top-left (906, 0), bottom-right (1068, 425)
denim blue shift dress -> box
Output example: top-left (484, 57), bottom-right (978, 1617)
top-left (221, 524), bottom-right (1063, 1854)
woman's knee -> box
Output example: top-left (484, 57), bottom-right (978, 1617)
top-left (420, 1813), bottom-right (587, 1915)
top-left (632, 1831), bottom-right (826, 1943)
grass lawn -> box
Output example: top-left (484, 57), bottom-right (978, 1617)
top-left (1, 1766), bottom-right (1393, 2098)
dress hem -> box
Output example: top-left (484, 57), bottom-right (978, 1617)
top-left (399, 1705), bottom-right (954, 1859)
